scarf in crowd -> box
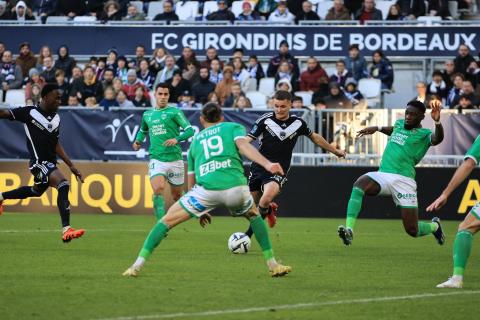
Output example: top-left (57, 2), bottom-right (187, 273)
top-left (1, 62), bottom-right (16, 83)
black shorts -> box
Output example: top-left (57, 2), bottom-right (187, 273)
top-left (248, 163), bottom-right (288, 192)
top-left (29, 161), bottom-right (57, 186)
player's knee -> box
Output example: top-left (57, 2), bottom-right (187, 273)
top-left (171, 190), bottom-right (182, 201)
top-left (152, 185), bottom-right (164, 195)
top-left (405, 226), bottom-right (418, 237)
top-left (57, 180), bottom-right (70, 192)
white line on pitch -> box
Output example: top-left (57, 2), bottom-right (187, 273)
top-left (95, 290), bottom-right (480, 320)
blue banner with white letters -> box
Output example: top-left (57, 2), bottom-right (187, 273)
top-left (0, 25), bottom-right (478, 57)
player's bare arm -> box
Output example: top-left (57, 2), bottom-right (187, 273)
top-left (309, 133), bottom-right (346, 158)
top-left (0, 109), bottom-right (12, 119)
top-left (132, 141), bottom-right (141, 151)
top-left (235, 138), bottom-right (284, 176)
top-left (357, 126), bottom-right (393, 137)
top-left (427, 158), bottom-right (476, 212)
top-left (55, 142), bottom-right (84, 183)
top-left (429, 100), bottom-right (444, 146)
top-left (244, 136), bottom-right (254, 143)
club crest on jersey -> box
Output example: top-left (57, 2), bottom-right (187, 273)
top-left (264, 118), bottom-right (302, 141)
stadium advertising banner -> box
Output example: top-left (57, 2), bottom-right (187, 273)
top-left (0, 26), bottom-right (478, 57)
top-left (0, 162), bottom-right (477, 220)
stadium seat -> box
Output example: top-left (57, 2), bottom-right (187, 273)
top-left (358, 79), bottom-right (381, 107)
top-left (5, 89), bottom-right (26, 106)
top-left (258, 77), bottom-right (275, 97)
top-left (246, 91), bottom-right (267, 108)
top-left (231, 1), bottom-right (257, 16)
top-left (449, 1), bottom-right (459, 18)
top-left (316, 1), bottom-right (333, 20)
top-left (73, 16), bottom-right (97, 23)
top-left (130, 1), bottom-right (144, 14)
top-left (244, 78), bottom-right (257, 92)
top-left (417, 16), bottom-right (442, 25)
top-left (46, 16), bottom-right (70, 24)
top-left (295, 91), bottom-right (313, 106)
top-left (148, 1), bottom-right (164, 19)
top-left (176, 1), bottom-right (199, 21)
top-left (203, 1), bottom-right (219, 18)
top-left (375, 1), bottom-right (392, 19)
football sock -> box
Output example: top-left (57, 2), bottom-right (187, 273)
top-left (453, 230), bottom-right (473, 276)
top-left (416, 221), bottom-right (437, 237)
top-left (2, 186), bottom-right (41, 199)
top-left (245, 206), bottom-right (270, 237)
top-left (250, 215), bottom-right (274, 261)
top-left (346, 187), bottom-right (364, 230)
top-left (139, 221), bottom-right (169, 260)
top-left (153, 194), bottom-right (165, 220)
top-left (57, 181), bottom-right (71, 228)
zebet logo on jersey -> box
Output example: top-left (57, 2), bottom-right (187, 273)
top-left (199, 159), bottom-right (232, 176)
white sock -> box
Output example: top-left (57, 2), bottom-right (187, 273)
top-left (267, 258), bottom-right (278, 270)
top-left (452, 275), bottom-right (463, 282)
top-left (0, 193), bottom-right (4, 201)
top-left (62, 226), bottom-right (71, 233)
top-left (133, 257), bottom-right (146, 269)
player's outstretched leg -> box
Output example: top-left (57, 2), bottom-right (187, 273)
top-left (0, 185), bottom-right (48, 216)
top-left (123, 202), bottom-right (190, 277)
top-left (437, 212), bottom-right (480, 288)
top-left (400, 208), bottom-right (443, 244)
top-left (245, 182), bottom-right (280, 238)
top-left (245, 209), bottom-right (291, 277)
top-left (338, 175), bottom-right (380, 246)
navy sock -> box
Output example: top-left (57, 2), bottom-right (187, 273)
top-left (2, 186), bottom-right (42, 199)
top-left (57, 181), bottom-right (71, 228)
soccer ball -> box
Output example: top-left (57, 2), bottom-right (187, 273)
top-left (228, 232), bottom-right (251, 254)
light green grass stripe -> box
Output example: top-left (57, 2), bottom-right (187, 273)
top-left (95, 290), bottom-right (480, 320)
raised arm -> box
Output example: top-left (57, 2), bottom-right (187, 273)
top-left (429, 100), bottom-right (444, 146)
top-left (235, 138), bottom-right (284, 176)
top-left (56, 142), bottom-right (84, 182)
top-left (426, 158), bottom-right (476, 212)
top-left (357, 126), bottom-right (393, 137)
top-left (309, 133), bottom-right (346, 158)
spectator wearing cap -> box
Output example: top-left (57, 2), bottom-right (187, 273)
top-left (166, 70), bottom-right (191, 103)
top-left (137, 58), bottom-right (155, 90)
top-left (344, 44), bottom-right (368, 81)
top-left (236, 1), bottom-right (262, 21)
top-left (25, 68), bottom-right (45, 103)
top-left (454, 94), bottom-right (477, 112)
top-left (0, 50), bottom-right (23, 101)
top-left (266, 40), bottom-right (299, 79)
top-left (354, 0), bottom-right (382, 24)
top-left (55, 69), bottom-right (70, 105)
top-left (116, 56), bottom-right (128, 83)
top-left (329, 60), bottom-right (352, 88)
top-left (299, 57), bottom-right (329, 92)
top-left (413, 81), bottom-right (434, 106)
top-left (209, 58), bottom-right (224, 84)
top-left (54, 45), bottom-right (76, 80)
top-left (215, 66), bottom-right (236, 106)
top-left (395, 0), bottom-right (425, 19)
top-left (454, 44), bottom-right (475, 75)
top-left (11, 1), bottom-right (35, 20)
top-left (326, 0), bottom-right (351, 20)
top-left (268, 0), bottom-right (295, 24)
top-left (55, 0), bottom-right (86, 18)
top-left (246, 55), bottom-right (265, 86)
top-left (344, 78), bottom-right (367, 108)
top-left (123, 4), bottom-right (145, 21)
top-left (207, 0), bottom-right (235, 23)
top-left (132, 86), bottom-right (151, 107)
top-left (427, 70), bottom-right (449, 101)
top-left (100, 0), bottom-right (123, 21)
top-left (41, 55), bottom-right (59, 83)
top-left (123, 69), bottom-right (150, 101)
top-left (256, 0), bottom-right (277, 18)
top-left (153, 0), bottom-right (179, 23)
top-left (178, 90), bottom-right (195, 108)
top-left (369, 50), bottom-right (394, 90)
top-left (16, 42), bottom-right (37, 80)
top-left (192, 66), bottom-right (216, 104)
top-left (32, 0), bottom-right (57, 23)
top-left (447, 73), bottom-right (464, 107)
top-left (295, 1), bottom-right (320, 23)
top-left (154, 55), bottom-right (179, 87)
top-left (70, 66), bottom-right (104, 105)
top-left (99, 86), bottom-right (119, 110)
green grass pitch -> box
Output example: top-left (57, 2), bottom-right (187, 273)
top-left (0, 213), bottom-right (479, 320)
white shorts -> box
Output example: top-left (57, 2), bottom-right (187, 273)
top-left (470, 202), bottom-right (480, 220)
top-left (149, 159), bottom-right (185, 186)
top-left (179, 185), bottom-right (254, 218)
top-left (366, 171), bottom-right (418, 208)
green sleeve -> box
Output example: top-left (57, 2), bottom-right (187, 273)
top-left (135, 114), bottom-right (149, 143)
top-left (232, 124), bottom-right (247, 141)
top-left (187, 143), bottom-right (195, 174)
top-left (465, 135), bottom-right (480, 165)
top-left (174, 109), bottom-right (194, 142)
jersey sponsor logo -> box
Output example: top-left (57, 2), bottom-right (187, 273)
top-left (151, 124), bottom-right (167, 135)
top-left (264, 118), bottom-right (302, 141)
top-left (187, 196), bottom-right (206, 212)
top-left (390, 132), bottom-right (409, 146)
top-left (29, 109), bottom-right (60, 133)
top-left (199, 159), bottom-right (232, 176)
top-left (396, 192), bottom-right (416, 199)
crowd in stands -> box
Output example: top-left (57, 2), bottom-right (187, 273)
top-left (1, 37), bottom-right (479, 110)
top-left (0, 0), bottom-right (476, 24)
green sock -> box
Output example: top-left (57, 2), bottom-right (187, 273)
top-left (153, 194), bottom-right (165, 220)
top-left (346, 187), bottom-right (364, 230)
top-left (139, 221), bottom-right (169, 259)
top-left (416, 221), bottom-right (437, 237)
top-left (250, 215), bottom-right (274, 260)
top-left (453, 230), bottom-right (473, 276)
